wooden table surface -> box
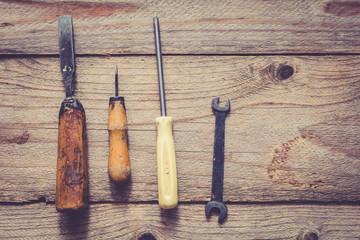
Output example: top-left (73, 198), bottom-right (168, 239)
top-left (1, 1), bottom-right (360, 239)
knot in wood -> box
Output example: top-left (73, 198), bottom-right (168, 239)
top-left (277, 65), bottom-right (294, 80)
top-left (302, 232), bottom-right (319, 240)
top-left (138, 233), bottom-right (157, 240)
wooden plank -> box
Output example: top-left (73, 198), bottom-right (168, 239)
top-left (1, 0), bottom-right (360, 55)
top-left (0, 203), bottom-right (360, 239)
top-left (1, 55), bottom-right (360, 203)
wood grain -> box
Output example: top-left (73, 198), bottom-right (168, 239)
top-left (1, 55), bottom-right (359, 203)
top-left (1, 0), bottom-right (360, 55)
top-left (1, 203), bottom-right (360, 239)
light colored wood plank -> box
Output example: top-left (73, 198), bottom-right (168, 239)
top-left (1, 56), bottom-right (360, 203)
top-left (0, 203), bottom-right (360, 239)
top-left (1, 0), bottom-right (360, 55)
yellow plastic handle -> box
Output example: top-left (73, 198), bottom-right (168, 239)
top-left (156, 116), bottom-right (178, 209)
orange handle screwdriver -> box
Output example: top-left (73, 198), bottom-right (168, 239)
top-left (108, 66), bottom-right (131, 183)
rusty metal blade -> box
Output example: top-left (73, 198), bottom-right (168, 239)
top-left (58, 15), bottom-right (75, 98)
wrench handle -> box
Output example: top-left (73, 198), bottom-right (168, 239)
top-left (156, 116), bottom-right (178, 209)
top-left (211, 112), bottom-right (227, 202)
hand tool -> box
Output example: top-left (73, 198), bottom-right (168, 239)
top-left (56, 15), bottom-right (88, 211)
top-left (108, 66), bottom-right (131, 183)
top-left (153, 16), bottom-right (178, 209)
top-left (205, 97), bottom-right (230, 222)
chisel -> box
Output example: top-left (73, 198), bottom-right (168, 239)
top-left (108, 66), bottom-right (131, 183)
top-left (56, 15), bottom-right (88, 211)
top-left (153, 16), bottom-right (178, 209)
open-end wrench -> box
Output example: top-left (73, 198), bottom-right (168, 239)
top-left (205, 97), bottom-right (230, 222)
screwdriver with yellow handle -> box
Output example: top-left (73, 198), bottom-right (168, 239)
top-left (153, 16), bottom-right (178, 209)
top-left (108, 66), bottom-right (131, 183)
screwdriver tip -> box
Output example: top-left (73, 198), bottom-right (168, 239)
top-left (154, 15), bottom-right (159, 22)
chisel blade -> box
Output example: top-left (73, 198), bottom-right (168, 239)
top-left (58, 15), bottom-right (75, 98)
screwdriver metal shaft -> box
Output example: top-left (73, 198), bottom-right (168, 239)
top-left (115, 65), bottom-right (119, 97)
top-left (154, 16), bottom-right (167, 117)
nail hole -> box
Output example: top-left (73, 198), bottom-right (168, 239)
top-left (38, 196), bottom-right (46, 202)
top-left (138, 233), bottom-right (157, 240)
top-left (277, 65), bottom-right (294, 80)
top-left (303, 232), bottom-right (319, 240)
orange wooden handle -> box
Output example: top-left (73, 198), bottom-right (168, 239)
top-left (56, 97), bottom-right (88, 211)
top-left (108, 97), bottom-right (131, 183)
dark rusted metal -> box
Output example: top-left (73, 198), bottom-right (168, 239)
top-left (58, 15), bottom-right (75, 98)
top-left (205, 97), bottom-right (230, 222)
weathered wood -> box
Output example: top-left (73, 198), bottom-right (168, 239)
top-left (1, 0), bottom-right (360, 55)
top-left (56, 98), bottom-right (88, 211)
top-left (0, 203), bottom-right (360, 239)
top-left (1, 55), bottom-right (359, 203)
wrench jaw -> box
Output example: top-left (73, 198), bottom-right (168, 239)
top-left (211, 97), bottom-right (230, 113)
top-left (205, 201), bottom-right (228, 222)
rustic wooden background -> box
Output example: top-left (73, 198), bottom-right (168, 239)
top-left (1, 0), bottom-right (360, 239)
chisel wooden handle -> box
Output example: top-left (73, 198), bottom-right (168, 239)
top-left (156, 116), bottom-right (178, 209)
top-left (108, 97), bottom-right (131, 182)
top-left (56, 97), bottom-right (88, 211)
